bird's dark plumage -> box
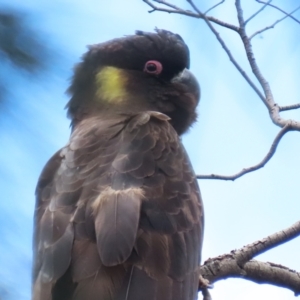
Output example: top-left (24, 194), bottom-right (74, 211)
top-left (33, 29), bottom-right (203, 300)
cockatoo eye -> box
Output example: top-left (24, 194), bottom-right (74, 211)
top-left (143, 60), bottom-right (163, 75)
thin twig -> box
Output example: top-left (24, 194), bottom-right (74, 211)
top-left (143, 0), bottom-right (239, 31)
top-left (196, 124), bottom-right (291, 180)
top-left (204, 0), bottom-right (225, 15)
top-left (256, 0), bottom-right (300, 24)
top-left (186, 0), bottom-right (203, 15)
top-left (249, 5), bottom-right (300, 40)
top-left (185, 0), bottom-right (266, 104)
top-left (279, 103), bottom-right (300, 112)
top-left (153, 0), bottom-right (186, 12)
top-left (245, 0), bottom-right (272, 25)
top-left (144, 0), bottom-right (193, 15)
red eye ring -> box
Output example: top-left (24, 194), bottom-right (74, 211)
top-left (143, 60), bottom-right (163, 75)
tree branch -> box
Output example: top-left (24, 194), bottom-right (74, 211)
top-left (245, 0), bottom-right (272, 25)
top-left (204, 0), bottom-right (225, 15)
top-left (142, 0), bottom-right (239, 31)
top-left (184, 0), bottom-right (267, 104)
top-left (235, 0), bottom-right (300, 130)
top-left (249, 5), bottom-right (300, 40)
top-left (196, 124), bottom-right (292, 180)
top-left (256, 0), bottom-right (300, 24)
top-left (200, 259), bottom-right (300, 296)
top-left (234, 220), bottom-right (300, 263)
top-left (235, 0), bottom-right (270, 108)
top-left (199, 220), bottom-right (300, 295)
top-left (279, 103), bottom-right (300, 112)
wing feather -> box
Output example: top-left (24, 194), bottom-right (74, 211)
top-left (33, 112), bottom-right (203, 300)
top-left (94, 188), bottom-right (142, 266)
top-left (40, 223), bottom-right (74, 282)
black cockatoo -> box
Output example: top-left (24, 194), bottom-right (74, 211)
top-left (33, 29), bottom-right (204, 300)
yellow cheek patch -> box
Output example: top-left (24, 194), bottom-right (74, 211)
top-left (95, 66), bottom-right (128, 103)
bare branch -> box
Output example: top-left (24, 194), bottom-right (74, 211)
top-left (245, 0), bottom-right (272, 25)
top-left (250, 20), bottom-right (285, 40)
top-left (234, 220), bottom-right (300, 263)
top-left (279, 103), bottom-right (300, 112)
top-left (204, 0), bottom-right (225, 15)
top-left (250, 5), bottom-right (300, 40)
top-left (236, 0), bottom-right (275, 110)
top-left (200, 258), bottom-right (300, 296)
top-left (196, 122), bottom-right (292, 180)
top-left (142, 0), bottom-right (239, 31)
top-left (256, 0), bottom-right (300, 24)
top-left (186, 0), bottom-right (203, 15)
top-left (235, 1), bottom-right (300, 130)
top-left (143, 0), bottom-right (191, 15)
top-left (185, 0), bottom-right (267, 104)
top-left (199, 220), bottom-right (300, 295)
top-left (153, 0), bottom-right (187, 12)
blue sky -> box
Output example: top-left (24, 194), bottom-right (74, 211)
top-left (0, 1), bottom-right (300, 299)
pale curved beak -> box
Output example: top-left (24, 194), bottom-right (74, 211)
top-left (172, 68), bottom-right (201, 104)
